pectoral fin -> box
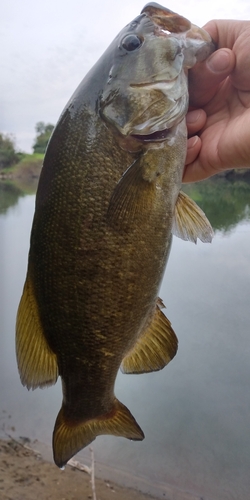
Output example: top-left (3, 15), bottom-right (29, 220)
top-left (121, 299), bottom-right (178, 374)
top-left (107, 158), bottom-right (155, 230)
top-left (53, 398), bottom-right (144, 468)
top-left (173, 190), bottom-right (213, 243)
top-left (16, 273), bottom-right (58, 390)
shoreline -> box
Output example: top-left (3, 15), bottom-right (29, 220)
top-left (0, 436), bottom-right (156, 500)
top-left (1, 165), bottom-right (250, 183)
top-left (0, 435), bottom-right (203, 500)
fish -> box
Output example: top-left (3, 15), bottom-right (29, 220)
top-left (16, 3), bottom-right (215, 468)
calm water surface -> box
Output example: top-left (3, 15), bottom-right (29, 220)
top-left (0, 178), bottom-right (250, 500)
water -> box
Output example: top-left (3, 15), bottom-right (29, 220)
top-left (1, 177), bottom-right (250, 500)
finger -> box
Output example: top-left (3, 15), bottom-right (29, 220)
top-left (188, 48), bottom-right (235, 107)
top-left (204, 20), bottom-right (250, 91)
top-left (183, 159), bottom-right (207, 184)
top-left (204, 19), bottom-right (250, 50)
top-left (183, 155), bottom-right (218, 183)
top-left (186, 109), bottom-right (206, 136)
top-left (185, 136), bottom-right (201, 167)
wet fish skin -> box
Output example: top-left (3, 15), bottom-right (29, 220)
top-left (16, 3), bottom-right (214, 468)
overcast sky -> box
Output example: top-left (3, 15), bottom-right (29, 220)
top-left (1, 0), bottom-right (250, 152)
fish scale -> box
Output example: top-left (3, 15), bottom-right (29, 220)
top-left (16, 3), bottom-right (214, 468)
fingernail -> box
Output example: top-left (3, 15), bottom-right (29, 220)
top-left (207, 49), bottom-right (231, 73)
top-left (186, 110), bottom-right (202, 124)
top-left (188, 136), bottom-right (199, 148)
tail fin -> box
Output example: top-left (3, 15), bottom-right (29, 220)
top-left (53, 398), bottom-right (144, 468)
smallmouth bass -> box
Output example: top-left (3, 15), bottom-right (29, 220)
top-left (16, 3), bottom-right (214, 468)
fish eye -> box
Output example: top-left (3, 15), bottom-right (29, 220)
top-left (121, 34), bottom-right (143, 51)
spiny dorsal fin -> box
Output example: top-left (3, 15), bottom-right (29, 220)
top-left (107, 158), bottom-right (155, 230)
top-left (53, 398), bottom-right (144, 468)
top-left (172, 190), bottom-right (213, 243)
top-left (121, 299), bottom-right (178, 374)
top-left (16, 273), bottom-right (58, 390)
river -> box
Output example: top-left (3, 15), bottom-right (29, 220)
top-left (0, 176), bottom-right (250, 500)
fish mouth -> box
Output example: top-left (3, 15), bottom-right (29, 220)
top-left (130, 78), bottom-right (178, 88)
top-left (129, 91), bottom-right (188, 142)
top-left (125, 79), bottom-right (188, 141)
top-left (131, 128), bottom-right (171, 142)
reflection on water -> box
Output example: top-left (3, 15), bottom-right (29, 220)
top-left (1, 177), bottom-right (250, 500)
top-left (0, 177), bottom-right (38, 215)
top-left (183, 176), bottom-right (250, 233)
top-left (0, 182), bottom-right (25, 215)
top-left (1, 174), bottom-right (250, 231)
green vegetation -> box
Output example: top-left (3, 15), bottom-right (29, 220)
top-left (0, 181), bottom-right (25, 215)
top-left (0, 152), bottom-right (43, 179)
top-left (183, 176), bottom-right (250, 233)
top-left (0, 122), bottom-right (53, 176)
top-left (33, 122), bottom-right (54, 154)
top-left (0, 152), bottom-right (44, 212)
top-left (0, 133), bottom-right (21, 170)
top-left (1, 172), bottom-right (249, 231)
top-left (1, 122), bottom-right (250, 230)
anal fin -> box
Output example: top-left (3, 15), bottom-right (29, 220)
top-left (173, 190), bottom-right (213, 243)
top-left (53, 398), bottom-right (144, 468)
top-left (16, 273), bottom-right (58, 390)
top-left (121, 298), bottom-right (178, 374)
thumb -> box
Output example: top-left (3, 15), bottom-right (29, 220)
top-left (188, 48), bottom-right (235, 107)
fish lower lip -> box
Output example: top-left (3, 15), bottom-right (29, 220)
top-left (131, 128), bottom-right (170, 142)
top-left (130, 78), bottom-right (178, 88)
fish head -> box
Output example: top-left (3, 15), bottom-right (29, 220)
top-left (100, 3), bottom-right (215, 147)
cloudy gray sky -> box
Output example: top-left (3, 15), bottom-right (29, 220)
top-left (1, 0), bottom-right (250, 152)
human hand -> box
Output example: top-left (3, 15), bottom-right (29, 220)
top-left (183, 20), bottom-right (250, 182)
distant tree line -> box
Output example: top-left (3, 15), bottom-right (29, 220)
top-left (0, 122), bottom-right (54, 170)
top-left (0, 133), bottom-right (20, 170)
top-left (33, 122), bottom-right (54, 154)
